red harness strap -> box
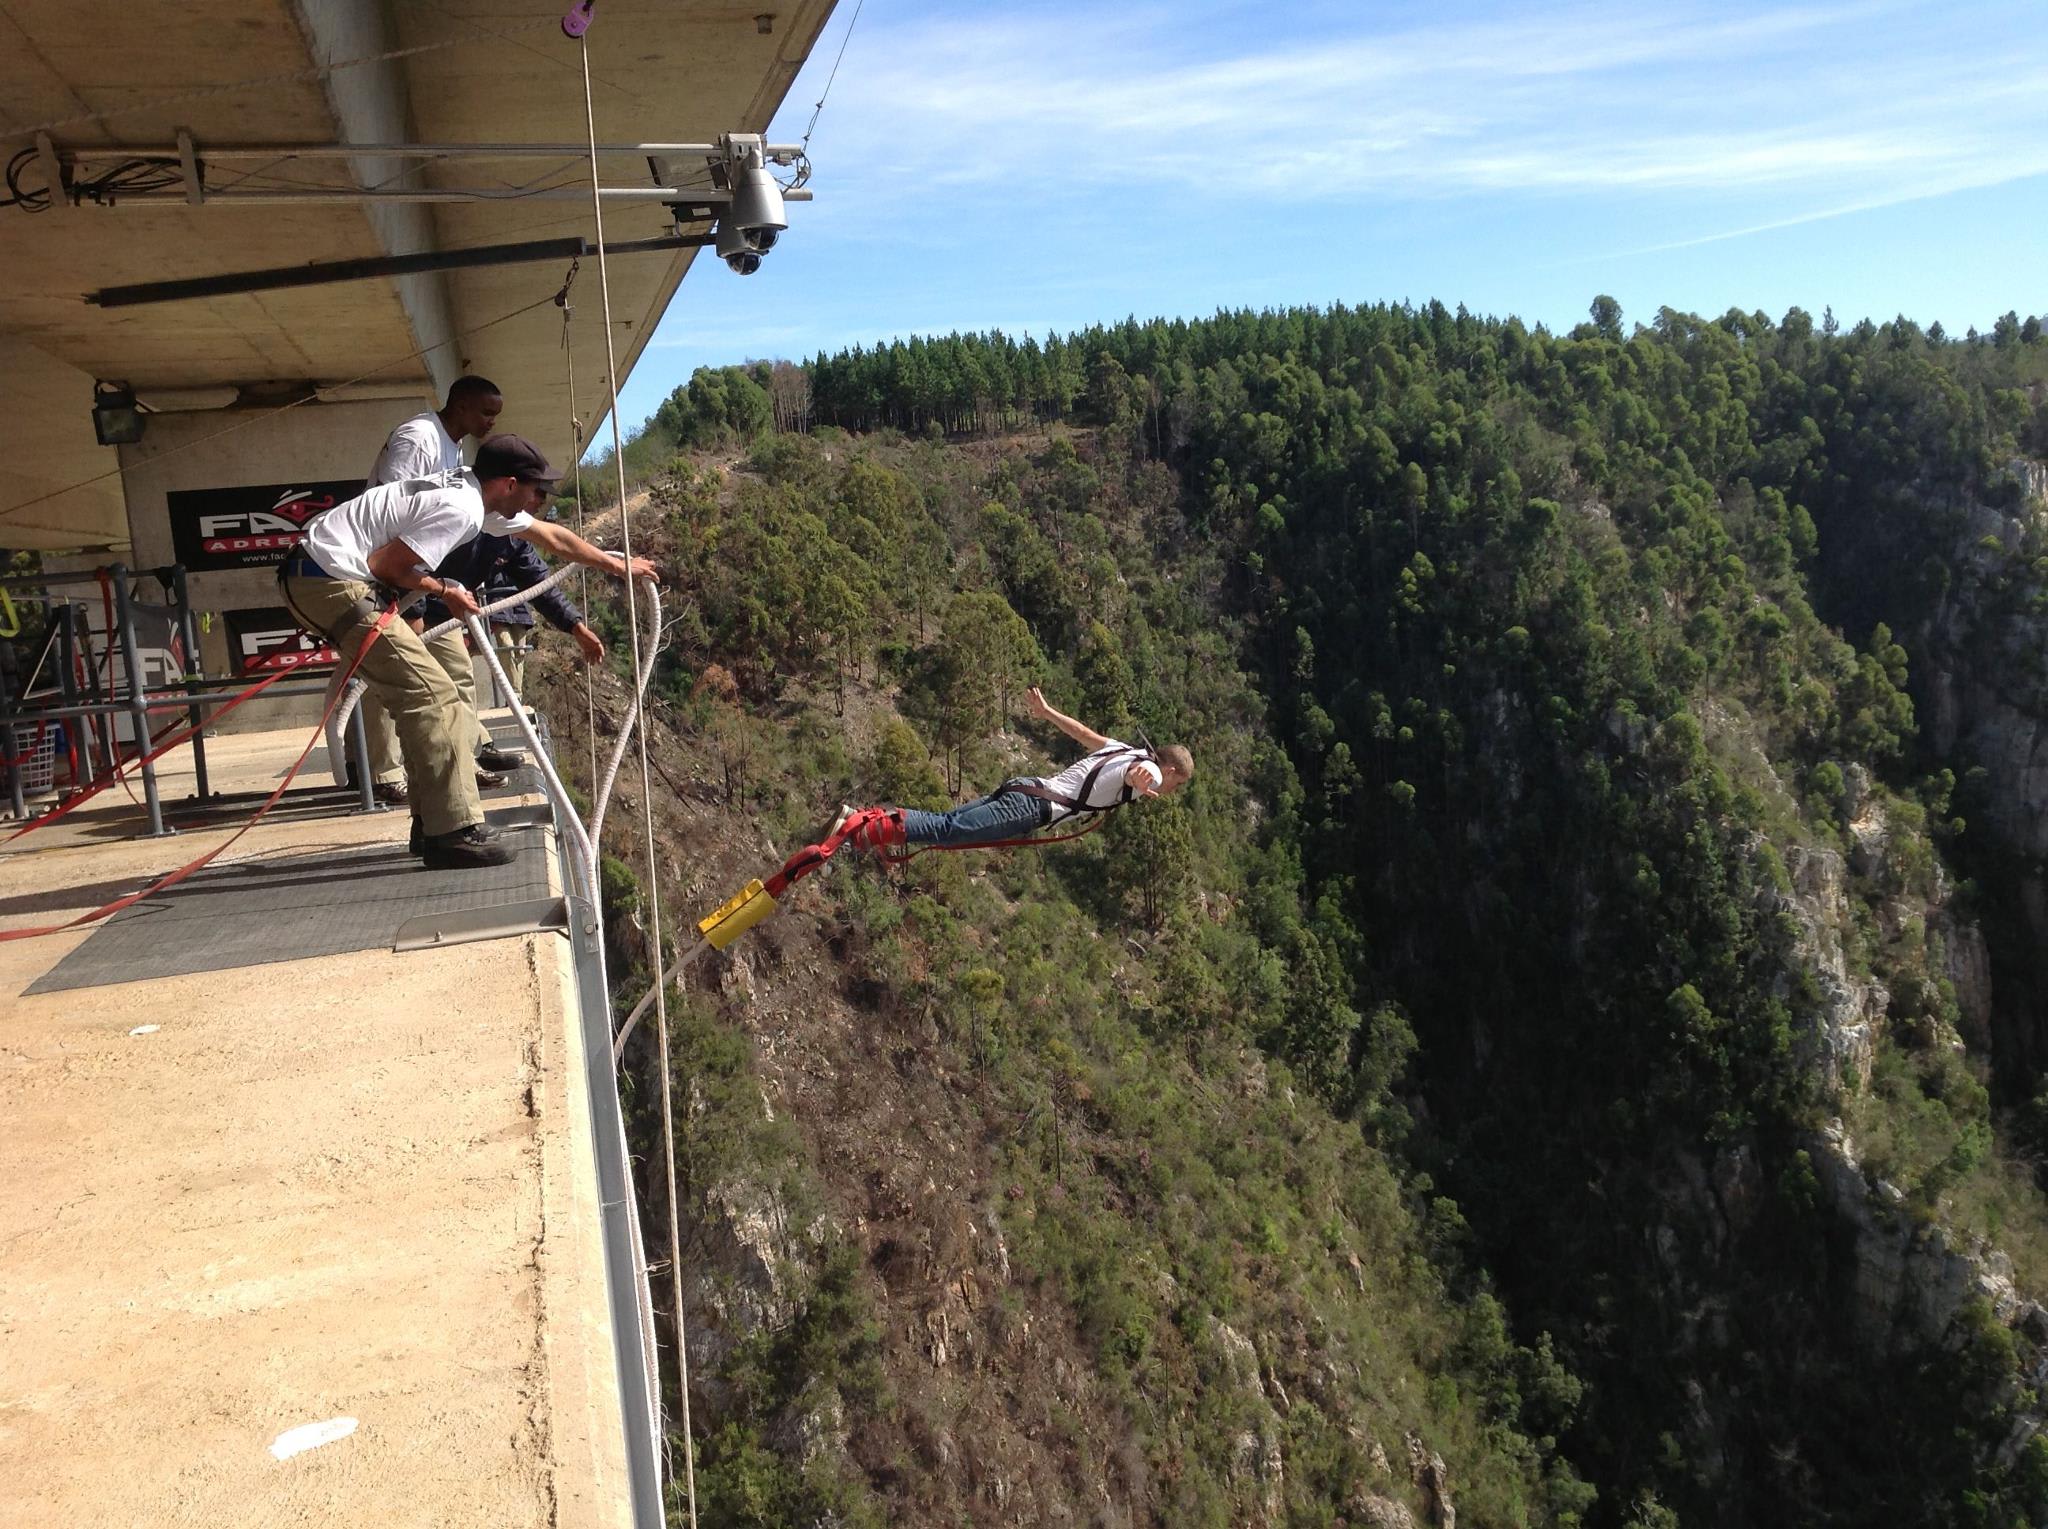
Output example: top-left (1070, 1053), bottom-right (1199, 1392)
top-left (0, 608), bottom-right (397, 943)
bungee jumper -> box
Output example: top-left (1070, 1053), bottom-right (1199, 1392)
top-left (627, 688), bottom-right (1193, 1024)
top-left (617, 688), bottom-right (1193, 1050)
top-left (820, 684), bottom-right (1193, 857)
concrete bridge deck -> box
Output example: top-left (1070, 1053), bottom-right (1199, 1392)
top-left (0, 721), bottom-right (637, 1528)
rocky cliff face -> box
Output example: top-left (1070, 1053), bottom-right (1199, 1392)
top-left (1669, 690), bottom-right (2048, 1474)
top-left (1807, 1118), bottom-right (2037, 1347)
top-left (1911, 458), bottom-right (2048, 1080)
top-left (1764, 779), bottom-right (2030, 1293)
top-left (1767, 841), bottom-right (1885, 1094)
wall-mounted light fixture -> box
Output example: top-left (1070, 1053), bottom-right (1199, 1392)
top-left (91, 382), bottom-right (146, 446)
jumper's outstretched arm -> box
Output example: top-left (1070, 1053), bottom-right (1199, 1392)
top-left (1026, 686), bottom-right (1109, 752)
top-left (514, 518), bottom-right (660, 585)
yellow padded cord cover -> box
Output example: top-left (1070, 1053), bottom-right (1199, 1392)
top-left (699, 879), bottom-right (777, 949)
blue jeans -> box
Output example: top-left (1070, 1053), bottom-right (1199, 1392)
top-left (899, 787), bottom-right (1050, 848)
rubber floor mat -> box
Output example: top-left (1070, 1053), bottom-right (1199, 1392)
top-left (22, 805), bottom-right (555, 994)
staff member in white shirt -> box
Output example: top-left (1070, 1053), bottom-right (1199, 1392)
top-left (343, 375), bottom-right (508, 802)
top-left (282, 434), bottom-right (654, 871)
top-left (372, 374), bottom-right (502, 481)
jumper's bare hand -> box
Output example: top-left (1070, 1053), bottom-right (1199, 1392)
top-left (1026, 685), bottom-right (1054, 720)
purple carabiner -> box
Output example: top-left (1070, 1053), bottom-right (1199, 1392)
top-left (561, 1), bottom-right (596, 38)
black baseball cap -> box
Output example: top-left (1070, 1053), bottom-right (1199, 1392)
top-left (473, 433), bottom-right (562, 485)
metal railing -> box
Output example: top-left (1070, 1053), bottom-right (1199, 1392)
top-left (0, 563), bottom-right (379, 832)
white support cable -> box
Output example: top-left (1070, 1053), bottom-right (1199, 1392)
top-left (562, 292), bottom-right (603, 807)
top-left (360, 565), bottom-right (663, 871)
top-left (448, 603), bottom-right (681, 1529)
top-left (579, 29), bottom-right (698, 1529)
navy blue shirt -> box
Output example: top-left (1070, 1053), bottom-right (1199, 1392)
top-left (420, 530), bottom-right (585, 631)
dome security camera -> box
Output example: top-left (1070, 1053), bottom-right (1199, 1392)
top-left (726, 160), bottom-right (787, 243)
top-left (715, 219), bottom-right (764, 276)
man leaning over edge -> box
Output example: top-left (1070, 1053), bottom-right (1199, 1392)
top-left (281, 433), bottom-right (654, 870)
top-left (333, 373), bottom-right (509, 801)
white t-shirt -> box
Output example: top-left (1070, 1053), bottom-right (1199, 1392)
top-left (298, 470), bottom-right (532, 584)
top-left (1028, 740), bottom-right (1161, 822)
top-left (369, 411), bottom-right (462, 485)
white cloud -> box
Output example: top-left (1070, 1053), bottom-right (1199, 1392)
top-left (1573, 165), bottom-right (2048, 262)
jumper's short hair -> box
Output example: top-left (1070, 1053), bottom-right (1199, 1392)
top-left (1159, 744), bottom-right (1194, 778)
top-left (447, 374), bottom-right (502, 405)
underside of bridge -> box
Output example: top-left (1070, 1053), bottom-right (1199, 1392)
top-left (2, 0), bottom-right (831, 554)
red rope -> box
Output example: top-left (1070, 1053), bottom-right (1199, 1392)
top-left (0, 608), bottom-right (396, 941)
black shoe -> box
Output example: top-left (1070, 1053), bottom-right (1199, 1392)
top-left (475, 768), bottom-right (508, 790)
top-left (411, 818), bottom-right (496, 857)
top-left (477, 743), bottom-right (527, 772)
top-left (420, 823), bottom-right (513, 870)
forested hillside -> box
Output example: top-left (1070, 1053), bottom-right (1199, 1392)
top-left (555, 298), bottom-right (2048, 1528)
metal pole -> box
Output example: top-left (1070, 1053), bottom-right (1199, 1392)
top-left (91, 232), bottom-right (707, 310)
top-left (86, 185), bottom-right (811, 207)
top-left (1, 647), bottom-right (23, 822)
top-left (74, 141), bottom-right (804, 160)
top-left (3, 721), bottom-right (22, 822)
top-left (170, 564), bottom-right (211, 801)
top-left (59, 601), bottom-right (112, 781)
top-left (109, 566), bottom-right (168, 837)
top-left (55, 601), bottom-right (81, 724)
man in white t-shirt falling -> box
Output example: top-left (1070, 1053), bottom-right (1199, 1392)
top-left (826, 685), bottom-right (1194, 854)
top-left (344, 375), bottom-right (507, 802)
top-left (281, 433), bottom-right (655, 871)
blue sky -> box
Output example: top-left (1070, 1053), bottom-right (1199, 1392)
top-left (609, 0), bottom-right (2048, 437)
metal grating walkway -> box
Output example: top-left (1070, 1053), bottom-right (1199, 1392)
top-left (23, 801), bottom-right (557, 994)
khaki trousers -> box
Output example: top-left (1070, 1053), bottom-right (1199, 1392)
top-left (321, 618), bottom-right (480, 787)
top-left (489, 623), bottom-right (532, 699)
top-left (284, 575), bottom-right (481, 836)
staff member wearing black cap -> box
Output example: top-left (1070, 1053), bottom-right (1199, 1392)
top-left (281, 433), bottom-right (656, 870)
